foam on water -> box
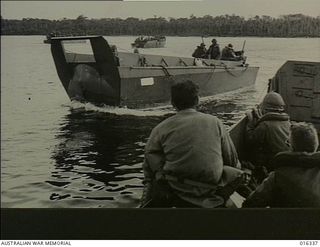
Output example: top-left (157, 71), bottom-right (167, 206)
top-left (69, 100), bottom-right (175, 116)
top-left (200, 85), bottom-right (257, 104)
top-left (68, 85), bottom-right (257, 117)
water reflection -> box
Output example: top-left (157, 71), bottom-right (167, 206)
top-left (50, 108), bottom-right (166, 207)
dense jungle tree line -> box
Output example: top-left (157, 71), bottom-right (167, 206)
top-left (1, 14), bottom-right (320, 37)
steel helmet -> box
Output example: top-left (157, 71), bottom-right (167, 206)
top-left (110, 45), bottom-right (117, 52)
top-left (260, 91), bottom-right (285, 112)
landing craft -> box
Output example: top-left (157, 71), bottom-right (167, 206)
top-left (51, 36), bottom-right (259, 108)
top-left (131, 35), bottom-right (166, 48)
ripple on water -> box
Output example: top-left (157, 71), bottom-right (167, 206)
top-left (46, 181), bottom-right (71, 187)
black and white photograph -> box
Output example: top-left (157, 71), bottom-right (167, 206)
top-left (1, 0), bottom-right (320, 240)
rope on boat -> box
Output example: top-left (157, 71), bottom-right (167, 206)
top-left (207, 64), bottom-right (217, 83)
top-left (222, 62), bottom-right (249, 77)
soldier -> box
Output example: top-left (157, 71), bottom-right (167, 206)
top-left (206, 39), bottom-right (220, 59)
top-left (245, 92), bottom-right (291, 182)
top-left (221, 43), bottom-right (240, 61)
top-left (141, 80), bottom-right (243, 208)
top-left (243, 122), bottom-right (320, 208)
top-left (192, 43), bottom-right (207, 58)
top-left (110, 45), bottom-right (120, 66)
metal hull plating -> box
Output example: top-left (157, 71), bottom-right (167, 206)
top-left (119, 66), bottom-right (258, 108)
top-left (268, 60), bottom-right (320, 129)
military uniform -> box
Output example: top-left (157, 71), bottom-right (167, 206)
top-left (245, 92), bottom-right (291, 176)
top-left (207, 42), bottom-right (220, 59)
top-left (243, 151), bottom-right (320, 208)
top-left (246, 112), bottom-right (291, 170)
top-left (221, 44), bottom-right (237, 60)
top-left (141, 109), bottom-right (240, 207)
top-left (192, 44), bottom-right (207, 58)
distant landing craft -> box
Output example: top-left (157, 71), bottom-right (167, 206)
top-left (131, 36), bottom-right (166, 48)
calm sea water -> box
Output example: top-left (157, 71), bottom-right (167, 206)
top-left (1, 36), bottom-right (319, 208)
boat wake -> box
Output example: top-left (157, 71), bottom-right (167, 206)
top-left (67, 86), bottom-right (257, 119)
top-left (69, 100), bottom-right (175, 117)
top-left (200, 85), bottom-right (257, 105)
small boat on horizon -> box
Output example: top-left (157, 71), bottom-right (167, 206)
top-left (131, 35), bottom-right (166, 48)
top-left (50, 35), bottom-right (259, 109)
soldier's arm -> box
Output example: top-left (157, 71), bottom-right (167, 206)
top-left (242, 172), bottom-right (276, 208)
top-left (143, 128), bottom-right (165, 183)
top-left (220, 121), bottom-right (240, 168)
top-left (246, 121), bottom-right (266, 147)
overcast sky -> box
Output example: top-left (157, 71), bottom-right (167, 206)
top-left (2, 0), bottom-right (320, 20)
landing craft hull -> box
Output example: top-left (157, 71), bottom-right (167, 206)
top-left (51, 36), bottom-right (258, 108)
top-left (119, 66), bottom-right (258, 108)
top-left (269, 60), bottom-right (320, 130)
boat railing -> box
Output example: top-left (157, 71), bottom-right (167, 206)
top-left (129, 65), bottom-right (235, 70)
top-left (161, 58), bottom-right (169, 67)
top-left (179, 58), bottom-right (188, 66)
top-left (121, 52), bottom-right (244, 68)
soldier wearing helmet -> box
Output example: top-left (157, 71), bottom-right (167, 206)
top-left (192, 43), bottom-right (207, 58)
top-left (221, 43), bottom-right (239, 61)
top-left (110, 45), bottom-right (120, 66)
top-left (260, 91), bottom-right (286, 113)
top-left (245, 91), bottom-right (291, 182)
top-left (206, 38), bottom-right (221, 59)
top-left (243, 122), bottom-right (320, 208)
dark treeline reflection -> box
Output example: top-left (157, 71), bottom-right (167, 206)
top-left (2, 14), bottom-right (320, 37)
top-left (49, 108), bottom-right (168, 207)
